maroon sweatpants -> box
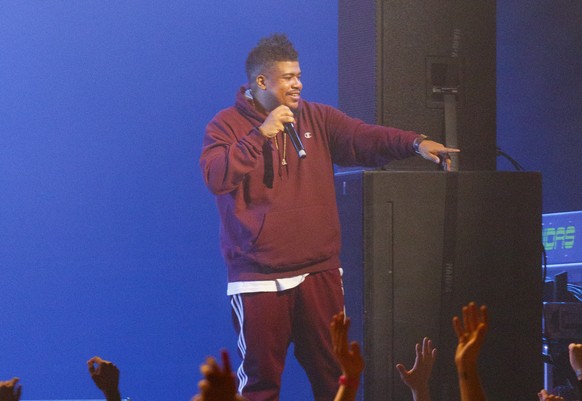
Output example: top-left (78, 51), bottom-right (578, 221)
top-left (230, 269), bottom-right (344, 401)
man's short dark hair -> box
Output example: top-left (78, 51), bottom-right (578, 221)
top-left (245, 33), bottom-right (298, 84)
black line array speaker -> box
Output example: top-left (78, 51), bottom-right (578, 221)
top-left (335, 171), bottom-right (542, 401)
top-left (338, 0), bottom-right (496, 171)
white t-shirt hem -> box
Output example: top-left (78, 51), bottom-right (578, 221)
top-left (226, 268), bottom-right (343, 296)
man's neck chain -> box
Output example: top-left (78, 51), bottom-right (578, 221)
top-left (274, 133), bottom-right (287, 166)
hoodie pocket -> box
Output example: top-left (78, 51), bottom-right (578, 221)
top-left (249, 205), bottom-right (340, 269)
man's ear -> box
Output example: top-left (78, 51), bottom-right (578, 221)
top-left (256, 74), bottom-right (267, 90)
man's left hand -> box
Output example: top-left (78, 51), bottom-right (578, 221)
top-left (417, 140), bottom-right (460, 170)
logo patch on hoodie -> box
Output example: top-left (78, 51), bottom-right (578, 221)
top-left (304, 132), bottom-right (313, 139)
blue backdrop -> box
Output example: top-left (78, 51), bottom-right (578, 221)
top-left (1, 1), bottom-right (581, 400)
top-left (497, 2), bottom-right (582, 212)
top-left (0, 1), bottom-right (337, 400)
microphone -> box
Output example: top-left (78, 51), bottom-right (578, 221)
top-left (283, 122), bottom-right (307, 159)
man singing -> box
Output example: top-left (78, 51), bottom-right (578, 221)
top-left (200, 33), bottom-right (458, 401)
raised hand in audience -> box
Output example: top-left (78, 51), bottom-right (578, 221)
top-left (396, 337), bottom-right (437, 401)
top-left (569, 343), bottom-right (582, 377)
top-left (192, 349), bottom-right (244, 401)
top-left (453, 302), bottom-right (488, 401)
top-left (568, 343), bottom-right (582, 399)
top-left (87, 356), bottom-right (121, 401)
top-left (538, 388), bottom-right (565, 401)
top-left (0, 378), bottom-right (21, 401)
top-left (330, 311), bottom-right (365, 401)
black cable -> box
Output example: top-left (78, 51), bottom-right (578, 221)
top-left (496, 147), bottom-right (525, 171)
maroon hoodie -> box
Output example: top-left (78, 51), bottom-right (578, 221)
top-left (200, 86), bottom-right (420, 282)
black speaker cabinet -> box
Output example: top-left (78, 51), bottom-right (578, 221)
top-left (338, 0), bottom-right (496, 171)
top-left (335, 171), bottom-right (542, 401)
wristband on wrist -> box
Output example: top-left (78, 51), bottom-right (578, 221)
top-left (413, 135), bottom-right (429, 154)
top-left (338, 375), bottom-right (360, 389)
